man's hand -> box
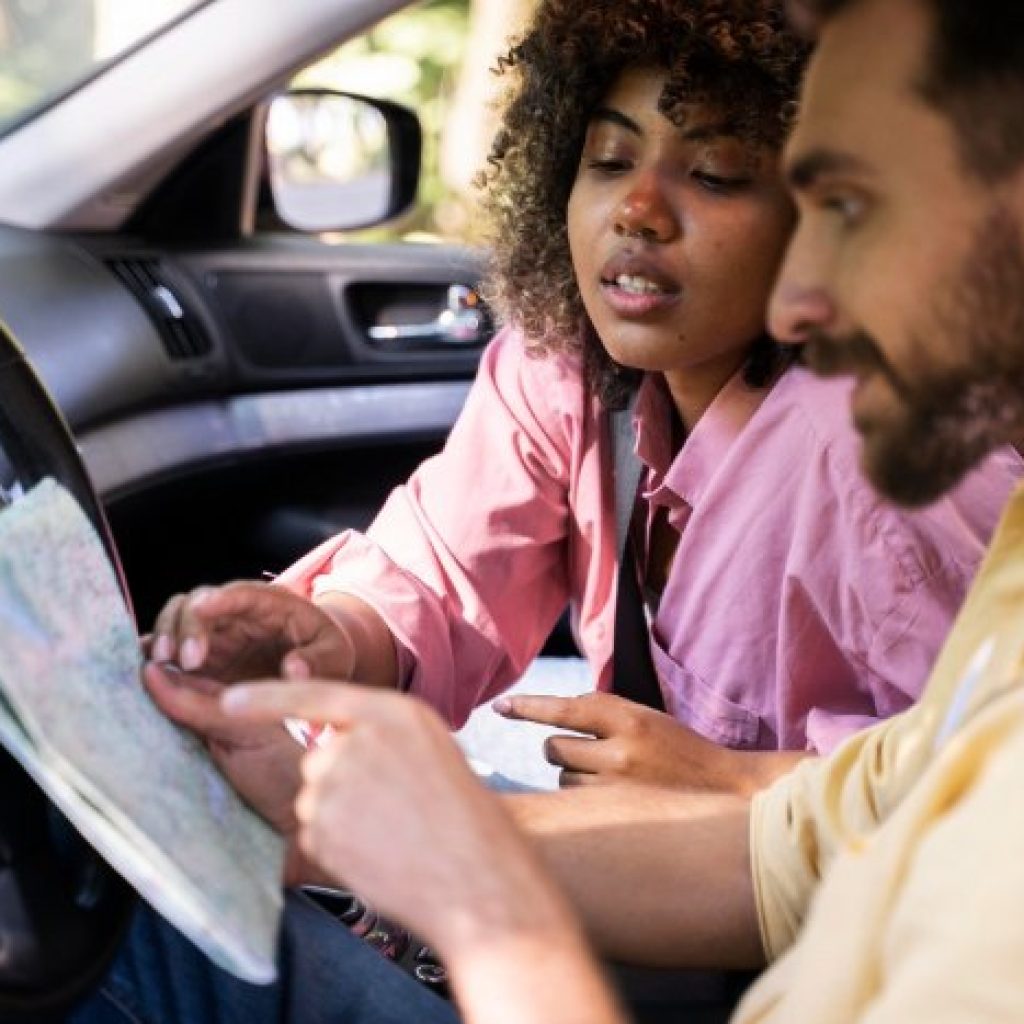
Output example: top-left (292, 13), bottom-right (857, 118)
top-left (220, 682), bottom-right (531, 938)
top-left (220, 681), bottom-right (626, 1024)
top-left (148, 581), bottom-right (359, 682)
top-left (495, 691), bottom-right (806, 795)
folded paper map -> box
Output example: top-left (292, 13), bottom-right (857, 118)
top-left (0, 478), bottom-right (284, 983)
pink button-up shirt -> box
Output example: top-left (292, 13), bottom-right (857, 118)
top-left (280, 328), bottom-right (1021, 753)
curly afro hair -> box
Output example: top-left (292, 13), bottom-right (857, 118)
top-left (478, 0), bottom-right (810, 407)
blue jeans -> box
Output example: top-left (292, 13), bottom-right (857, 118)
top-left (67, 893), bottom-right (459, 1024)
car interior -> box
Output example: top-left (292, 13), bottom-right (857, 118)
top-left (0, 1), bottom-right (737, 1020)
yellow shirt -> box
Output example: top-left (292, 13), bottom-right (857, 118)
top-left (737, 483), bottom-right (1024, 1022)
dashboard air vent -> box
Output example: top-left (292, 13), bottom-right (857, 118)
top-left (106, 258), bottom-right (213, 361)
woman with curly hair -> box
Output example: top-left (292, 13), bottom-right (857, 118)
top-left (75, 3), bottom-right (1023, 1024)
top-left (145, 0), bottom-right (1016, 801)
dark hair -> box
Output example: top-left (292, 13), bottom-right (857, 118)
top-left (478, 0), bottom-right (809, 407)
top-left (800, 0), bottom-right (1024, 183)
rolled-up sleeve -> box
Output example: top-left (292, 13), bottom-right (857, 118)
top-left (751, 702), bottom-right (929, 960)
top-left (850, 719), bottom-right (1024, 1023)
top-left (278, 329), bottom-right (585, 727)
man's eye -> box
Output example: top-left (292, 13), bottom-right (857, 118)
top-left (693, 171), bottom-right (752, 193)
top-left (822, 192), bottom-right (868, 225)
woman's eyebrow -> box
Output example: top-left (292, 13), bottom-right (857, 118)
top-left (587, 109), bottom-right (739, 145)
top-left (589, 106), bottom-right (642, 136)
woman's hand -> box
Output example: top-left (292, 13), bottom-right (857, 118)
top-left (495, 691), bottom-right (805, 795)
top-left (143, 581), bottom-right (396, 850)
top-left (142, 663), bottom-right (305, 841)
top-left (147, 581), bottom-right (360, 682)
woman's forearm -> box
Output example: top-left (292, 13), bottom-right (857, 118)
top-left (729, 749), bottom-right (812, 797)
top-left (315, 592), bottom-right (401, 689)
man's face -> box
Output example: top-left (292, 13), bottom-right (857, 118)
top-left (770, 0), bottom-right (1024, 507)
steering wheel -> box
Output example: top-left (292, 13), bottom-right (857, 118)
top-left (0, 321), bottom-right (134, 1020)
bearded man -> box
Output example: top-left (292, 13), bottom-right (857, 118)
top-left (72, 2), bottom-right (1024, 1023)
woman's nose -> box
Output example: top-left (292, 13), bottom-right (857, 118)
top-left (613, 177), bottom-right (676, 243)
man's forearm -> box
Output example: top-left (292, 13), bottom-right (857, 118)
top-left (506, 785), bottom-right (764, 970)
top-left (448, 917), bottom-right (626, 1024)
top-left (432, 810), bottom-right (627, 1024)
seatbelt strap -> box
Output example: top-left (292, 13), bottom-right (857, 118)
top-left (609, 400), bottom-right (665, 711)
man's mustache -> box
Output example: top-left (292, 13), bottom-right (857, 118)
top-left (800, 328), bottom-right (888, 378)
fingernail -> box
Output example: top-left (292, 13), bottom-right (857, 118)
top-left (492, 697), bottom-right (512, 716)
top-left (283, 653), bottom-right (310, 680)
top-left (151, 635), bottom-right (172, 663)
top-left (180, 637), bottom-right (203, 672)
top-left (221, 687), bottom-right (251, 713)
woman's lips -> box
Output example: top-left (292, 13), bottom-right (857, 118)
top-left (599, 277), bottom-right (681, 318)
top-left (597, 252), bottom-right (682, 319)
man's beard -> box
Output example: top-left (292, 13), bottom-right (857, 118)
top-left (802, 207), bottom-right (1024, 508)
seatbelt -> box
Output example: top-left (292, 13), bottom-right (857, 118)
top-left (608, 403), bottom-right (756, 1014)
top-left (609, 401), bottom-right (665, 711)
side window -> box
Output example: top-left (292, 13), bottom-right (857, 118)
top-left (0, 0), bottom-right (202, 133)
top-left (291, 0), bottom-right (536, 244)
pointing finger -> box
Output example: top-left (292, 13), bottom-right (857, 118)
top-left (493, 692), bottom-right (622, 737)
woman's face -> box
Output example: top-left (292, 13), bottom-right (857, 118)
top-left (567, 67), bottom-right (795, 384)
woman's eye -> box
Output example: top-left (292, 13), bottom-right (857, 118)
top-left (692, 170), bottom-right (752, 193)
top-left (585, 157), bottom-right (631, 174)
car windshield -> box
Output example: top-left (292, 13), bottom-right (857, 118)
top-left (0, 0), bottom-right (209, 136)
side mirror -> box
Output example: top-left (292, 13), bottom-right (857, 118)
top-left (265, 89), bottom-right (421, 233)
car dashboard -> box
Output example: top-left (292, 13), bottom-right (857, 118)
top-left (0, 224), bottom-right (488, 626)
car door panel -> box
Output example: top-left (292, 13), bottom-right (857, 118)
top-left (0, 226), bottom-right (489, 627)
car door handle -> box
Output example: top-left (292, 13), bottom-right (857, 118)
top-left (367, 284), bottom-right (485, 346)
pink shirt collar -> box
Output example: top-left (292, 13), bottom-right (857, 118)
top-left (635, 368), bottom-right (773, 514)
